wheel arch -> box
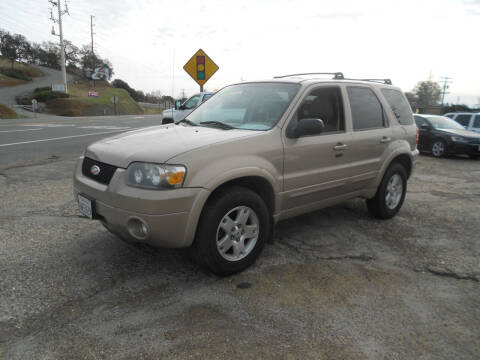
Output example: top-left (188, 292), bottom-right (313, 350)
top-left (183, 172), bottom-right (277, 247)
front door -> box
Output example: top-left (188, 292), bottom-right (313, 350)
top-left (282, 85), bottom-right (353, 210)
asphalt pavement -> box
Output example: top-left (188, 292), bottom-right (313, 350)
top-left (0, 114), bottom-right (162, 169)
top-left (0, 115), bottom-right (479, 359)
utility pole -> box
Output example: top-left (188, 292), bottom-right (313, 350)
top-left (49, 0), bottom-right (69, 93)
top-left (90, 15), bottom-right (96, 87)
top-left (440, 76), bottom-right (453, 106)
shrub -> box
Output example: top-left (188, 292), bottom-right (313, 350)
top-left (16, 96), bottom-right (32, 105)
top-left (0, 69), bottom-right (32, 81)
top-left (32, 90), bottom-right (69, 102)
top-left (34, 86), bottom-right (51, 93)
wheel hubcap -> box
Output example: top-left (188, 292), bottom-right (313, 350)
top-left (432, 142), bottom-right (444, 157)
top-left (216, 206), bottom-right (259, 262)
top-left (385, 174), bottom-right (403, 210)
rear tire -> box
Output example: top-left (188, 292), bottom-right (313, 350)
top-left (366, 163), bottom-right (407, 219)
top-left (191, 186), bottom-right (270, 276)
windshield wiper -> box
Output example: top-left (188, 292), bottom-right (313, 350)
top-left (199, 121), bottom-right (234, 129)
top-left (178, 118), bottom-right (198, 126)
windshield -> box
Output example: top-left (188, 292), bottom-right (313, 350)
top-left (427, 116), bottom-right (465, 130)
top-left (186, 83), bottom-right (300, 131)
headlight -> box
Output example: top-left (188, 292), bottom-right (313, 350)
top-left (451, 136), bottom-right (468, 143)
top-left (126, 162), bottom-right (186, 189)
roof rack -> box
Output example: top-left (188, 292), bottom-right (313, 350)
top-left (274, 72), bottom-right (345, 80)
top-left (273, 72), bottom-right (393, 85)
top-left (355, 78), bottom-right (392, 85)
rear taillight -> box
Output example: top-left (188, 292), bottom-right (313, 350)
top-left (416, 127), bottom-right (419, 145)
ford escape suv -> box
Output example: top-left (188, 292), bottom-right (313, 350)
top-left (74, 72), bottom-right (418, 276)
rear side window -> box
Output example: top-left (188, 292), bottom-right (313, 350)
top-left (347, 87), bottom-right (386, 130)
top-left (455, 114), bottom-right (471, 127)
top-left (414, 116), bottom-right (427, 127)
top-left (381, 89), bottom-right (413, 125)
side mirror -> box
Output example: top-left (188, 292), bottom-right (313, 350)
top-left (420, 124), bottom-right (431, 131)
top-left (174, 100), bottom-right (182, 110)
top-left (289, 118), bottom-right (325, 138)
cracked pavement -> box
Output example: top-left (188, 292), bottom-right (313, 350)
top-left (0, 154), bottom-right (479, 359)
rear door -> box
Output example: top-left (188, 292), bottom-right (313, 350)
top-left (343, 86), bottom-right (393, 192)
top-left (454, 114), bottom-right (473, 129)
top-left (414, 115), bottom-right (432, 150)
top-left (471, 114), bottom-right (480, 133)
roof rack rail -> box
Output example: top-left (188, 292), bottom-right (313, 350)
top-left (346, 78), bottom-right (393, 85)
top-left (273, 73), bottom-right (393, 85)
top-left (274, 72), bottom-right (344, 80)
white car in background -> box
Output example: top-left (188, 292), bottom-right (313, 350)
top-left (444, 112), bottom-right (480, 133)
top-left (161, 92), bottom-right (214, 124)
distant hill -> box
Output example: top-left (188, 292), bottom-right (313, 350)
top-left (44, 80), bottom-right (143, 116)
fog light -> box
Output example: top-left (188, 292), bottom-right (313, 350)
top-left (141, 223), bottom-right (148, 236)
top-left (128, 218), bottom-right (149, 240)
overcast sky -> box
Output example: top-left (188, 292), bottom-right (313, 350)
top-left (1, 0), bottom-right (479, 105)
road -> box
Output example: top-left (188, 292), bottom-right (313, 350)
top-left (0, 114), bottom-right (161, 168)
top-left (0, 116), bottom-right (479, 359)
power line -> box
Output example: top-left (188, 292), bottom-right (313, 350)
top-left (440, 76), bottom-right (453, 106)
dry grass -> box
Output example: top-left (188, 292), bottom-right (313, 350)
top-left (0, 104), bottom-right (19, 118)
top-left (0, 73), bottom-right (27, 87)
top-left (0, 58), bottom-right (43, 77)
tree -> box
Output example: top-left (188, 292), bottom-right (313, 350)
top-left (0, 32), bottom-right (22, 69)
top-left (412, 81), bottom-right (441, 107)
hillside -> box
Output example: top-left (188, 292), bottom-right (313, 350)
top-left (0, 58), bottom-right (43, 87)
top-left (45, 80), bottom-right (144, 116)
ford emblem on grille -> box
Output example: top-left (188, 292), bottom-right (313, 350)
top-left (90, 165), bottom-right (101, 176)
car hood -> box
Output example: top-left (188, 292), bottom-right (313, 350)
top-left (437, 128), bottom-right (480, 138)
top-left (84, 124), bottom-right (257, 168)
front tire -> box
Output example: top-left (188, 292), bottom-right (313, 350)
top-left (468, 154), bottom-right (479, 160)
top-left (366, 163), bottom-right (407, 219)
top-left (192, 186), bottom-right (271, 276)
top-left (431, 139), bottom-right (446, 158)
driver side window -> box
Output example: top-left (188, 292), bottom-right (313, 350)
top-left (296, 86), bottom-right (345, 134)
top-left (183, 95), bottom-right (201, 110)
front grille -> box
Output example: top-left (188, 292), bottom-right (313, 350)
top-left (82, 157), bottom-right (118, 185)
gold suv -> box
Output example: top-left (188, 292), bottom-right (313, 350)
top-left (74, 72), bottom-right (418, 275)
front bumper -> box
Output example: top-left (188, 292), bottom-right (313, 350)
top-left (73, 157), bottom-right (209, 248)
top-left (448, 142), bottom-right (480, 155)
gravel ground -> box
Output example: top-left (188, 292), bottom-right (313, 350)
top-left (0, 154), bottom-right (479, 359)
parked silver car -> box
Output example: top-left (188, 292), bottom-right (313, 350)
top-left (74, 73), bottom-right (418, 275)
top-left (161, 92), bottom-right (213, 124)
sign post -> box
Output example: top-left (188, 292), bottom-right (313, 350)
top-left (183, 49), bottom-right (219, 92)
top-left (31, 99), bottom-right (37, 118)
top-left (111, 96), bottom-right (118, 115)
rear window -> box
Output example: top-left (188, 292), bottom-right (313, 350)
top-left (473, 115), bottom-right (480, 128)
top-left (347, 87), bottom-right (386, 130)
top-left (381, 89), bottom-right (413, 125)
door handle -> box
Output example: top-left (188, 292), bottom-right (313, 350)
top-left (380, 137), bottom-right (391, 143)
top-left (333, 143), bottom-right (348, 151)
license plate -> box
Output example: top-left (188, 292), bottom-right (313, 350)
top-left (78, 194), bottom-right (94, 219)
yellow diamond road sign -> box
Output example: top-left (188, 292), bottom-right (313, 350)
top-left (183, 49), bottom-right (219, 87)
